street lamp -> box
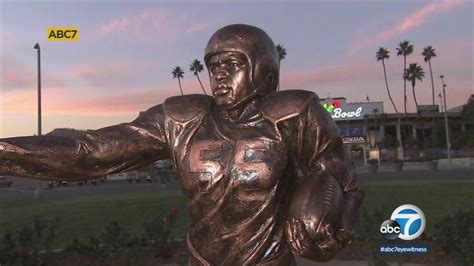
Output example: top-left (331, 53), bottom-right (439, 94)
top-left (440, 75), bottom-right (451, 164)
top-left (33, 43), bottom-right (42, 136)
top-left (33, 43), bottom-right (42, 199)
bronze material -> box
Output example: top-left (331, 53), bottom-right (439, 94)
top-left (0, 24), bottom-right (363, 264)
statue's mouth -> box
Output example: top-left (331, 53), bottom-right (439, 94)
top-left (214, 84), bottom-right (231, 96)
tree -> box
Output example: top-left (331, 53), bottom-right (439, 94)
top-left (276, 44), bottom-right (287, 62)
top-left (172, 66), bottom-right (184, 95)
top-left (275, 44), bottom-right (287, 91)
top-left (403, 63), bottom-right (425, 111)
top-left (376, 47), bottom-right (403, 159)
top-left (189, 59), bottom-right (207, 95)
top-left (422, 46), bottom-right (437, 106)
top-left (404, 63), bottom-right (425, 150)
top-left (396, 41), bottom-right (414, 115)
top-left (422, 46), bottom-right (438, 148)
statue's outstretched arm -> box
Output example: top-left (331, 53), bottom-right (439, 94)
top-left (286, 99), bottom-right (364, 262)
top-left (0, 105), bottom-right (169, 181)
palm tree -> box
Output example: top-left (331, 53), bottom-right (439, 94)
top-left (276, 44), bottom-right (287, 62)
top-left (404, 63), bottom-right (425, 149)
top-left (376, 47), bottom-right (403, 159)
top-left (172, 66), bottom-right (184, 95)
top-left (396, 41), bottom-right (414, 115)
top-left (422, 46), bottom-right (437, 149)
top-left (276, 44), bottom-right (287, 91)
top-left (376, 48), bottom-right (399, 115)
top-left (403, 63), bottom-right (425, 111)
top-left (189, 59), bottom-right (207, 95)
top-left (422, 46), bottom-right (437, 106)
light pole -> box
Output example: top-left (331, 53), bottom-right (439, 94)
top-left (33, 43), bottom-right (42, 199)
top-left (440, 75), bottom-right (451, 164)
top-left (34, 43), bottom-right (42, 135)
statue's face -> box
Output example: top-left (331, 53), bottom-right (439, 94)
top-left (207, 51), bottom-right (254, 110)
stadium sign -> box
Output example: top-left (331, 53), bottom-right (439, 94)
top-left (321, 99), bottom-right (384, 121)
top-left (342, 136), bottom-right (367, 144)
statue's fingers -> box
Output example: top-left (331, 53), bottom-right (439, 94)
top-left (297, 238), bottom-right (311, 253)
top-left (293, 219), bottom-right (311, 241)
top-left (285, 221), bottom-right (295, 241)
top-left (290, 219), bottom-right (302, 240)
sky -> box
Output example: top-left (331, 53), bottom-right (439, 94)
top-left (0, 0), bottom-right (472, 137)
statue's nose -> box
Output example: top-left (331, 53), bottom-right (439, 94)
top-left (216, 69), bottom-right (228, 82)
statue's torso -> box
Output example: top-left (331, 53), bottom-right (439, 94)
top-left (162, 91), bottom-right (316, 264)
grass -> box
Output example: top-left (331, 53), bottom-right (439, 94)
top-left (361, 181), bottom-right (474, 233)
top-left (0, 191), bottom-right (189, 249)
top-left (0, 181), bottom-right (472, 249)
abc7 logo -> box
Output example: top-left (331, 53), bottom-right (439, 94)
top-left (380, 204), bottom-right (426, 241)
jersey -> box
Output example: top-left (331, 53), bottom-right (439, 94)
top-left (157, 90), bottom-right (352, 264)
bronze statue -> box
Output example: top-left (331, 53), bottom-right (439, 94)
top-left (0, 24), bottom-right (363, 265)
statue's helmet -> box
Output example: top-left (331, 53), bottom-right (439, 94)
top-left (204, 24), bottom-right (279, 96)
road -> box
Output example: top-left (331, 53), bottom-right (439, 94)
top-left (0, 168), bottom-right (472, 202)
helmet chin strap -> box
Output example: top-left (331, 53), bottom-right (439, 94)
top-left (220, 89), bottom-right (259, 111)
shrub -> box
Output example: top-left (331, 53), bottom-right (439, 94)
top-left (355, 208), bottom-right (388, 266)
top-left (367, 159), bottom-right (379, 165)
top-left (100, 221), bottom-right (131, 251)
top-left (0, 216), bottom-right (59, 266)
top-left (435, 209), bottom-right (474, 265)
top-left (143, 215), bottom-right (172, 257)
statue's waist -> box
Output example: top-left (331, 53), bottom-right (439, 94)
top-left (187, 230), bottom-right (293, 265)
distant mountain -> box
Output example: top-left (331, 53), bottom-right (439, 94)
top-left (46, 128), bottom-right (89, 137)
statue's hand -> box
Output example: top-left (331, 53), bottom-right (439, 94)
top-left (0, 142), bottom-right (32, 155)
top-left (285, 218), bottom-right (342, 262)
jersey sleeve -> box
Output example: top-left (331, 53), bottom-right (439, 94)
top-left (0, 104), bottom-right (170, 181)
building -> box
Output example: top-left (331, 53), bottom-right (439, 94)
top-left (320, 97), bottom-right (473, 163)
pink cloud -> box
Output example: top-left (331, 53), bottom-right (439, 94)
top-left (0, 67), bottom-right (35, 90)
top-left (100, 17), bottom-right (130, 33)
top-left (100, 8), bottom-right (179, 42)
top-left (62, 62), bottom-right (137, 87)
top-left (280, 60), bottom-right (377, 89)
top-left (1, 58), bottom-right (139, 93)
top-left (2, 78), bottom-right (209, 116)
top-left (348, 0), bottom-right (464, 54)
top-left (185, 22), bottom-right (209, 33)
top-left (99, 8), bottom-right (210, 43)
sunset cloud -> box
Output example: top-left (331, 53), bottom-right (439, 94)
top-left (99, 8), bottom-right (210, 43)
top-left (62, 62), bottom-right (138, 87)
top-left (2, 79), bottom-right (209, 116)
top-left (1, 58), bottom-right (140, 93)
top-left (281, 60), bottom-right (377, 89)
top-left (185, 22), bottom-right (209, 33)
top-left (0, 67), bottom-right (35, 90)
top-left (348, 0), bottom-right (464, 54)
top-left (100, 17), bottom-right (130, 33)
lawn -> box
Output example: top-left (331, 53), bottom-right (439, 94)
top-left (0, 191), bottom-right (189, 249)
top-left (0, 181), bottom-right (472, 249)
top-left (360, 180), bottom-right (474, 233)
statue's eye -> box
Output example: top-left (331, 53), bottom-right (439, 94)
top-left (230, 61), bottom-right (242, 69)
top-left (209, 65), bottom-right (218, 74)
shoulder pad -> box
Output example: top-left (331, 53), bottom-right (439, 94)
top-left (261, 90), bottom-right (319, 122)
top-left (164, 94), bottom-right (213, 122)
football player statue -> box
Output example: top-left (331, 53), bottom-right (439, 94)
top-left (0, 24), bottom-right (363, 265)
